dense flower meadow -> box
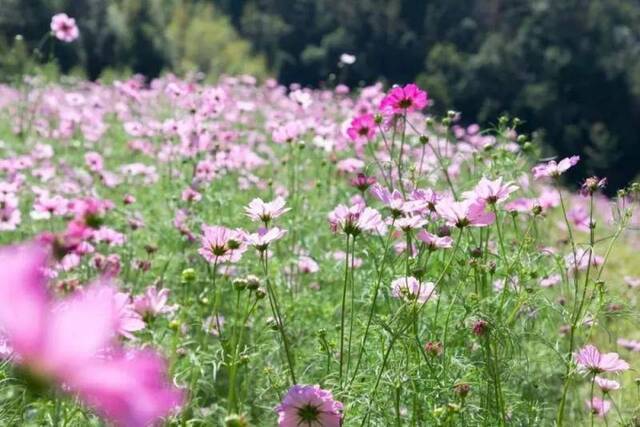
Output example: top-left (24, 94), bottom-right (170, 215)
top-left (2, 17), bottom-right (640, 426)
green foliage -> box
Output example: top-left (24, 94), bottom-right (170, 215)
top-left (166, 1), bottom-right (268, 81)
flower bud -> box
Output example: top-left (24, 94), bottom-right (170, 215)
top-left (181, 268), bottom-right (197, 283)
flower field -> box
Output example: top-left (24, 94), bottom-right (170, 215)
top-left (1, 72), bottom-right (640, 427)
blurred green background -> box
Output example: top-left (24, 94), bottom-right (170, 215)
top-left (1, 0), bottom-right (640, 192)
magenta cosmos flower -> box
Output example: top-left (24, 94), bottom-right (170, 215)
top-left (245, 196), bottom-right (290, 224)
top-left (0, 243), bottom-right (183, 426)
top-left (391, 276), bottom-right (437, 304)
top-left (346, 113), bottom-right (377, 142)
top-left (276, 384), bottom-right (343, 427)
top-left (198, 225), bottom-right (246, 263)
top-left (379, 83), bottom-right (428, 114)
top-left (574, 344), bottom-right (630, 374)
top-left (435, 198), bottom-right (495, 228)
top-left (50, 13), bottom-right (79, 42)
top-left (531, 155), bottom-right (580, 179)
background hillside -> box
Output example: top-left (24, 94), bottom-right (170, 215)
top-left (2, 0), bottom-right (640, 192)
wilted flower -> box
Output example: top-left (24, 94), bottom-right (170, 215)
top-left (580, 176), bottom-right (607, 196)
top-left (276, 384), bottom-right (343, 427)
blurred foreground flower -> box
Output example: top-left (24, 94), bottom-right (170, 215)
top-left (0, 243), bottom-right (183, 426)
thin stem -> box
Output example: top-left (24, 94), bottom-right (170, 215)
top-left (261, 251), bottom-right (297, 384)
top-left (339, 234), bottom-right (351, 386)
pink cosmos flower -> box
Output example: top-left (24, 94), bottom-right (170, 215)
top-left (624, 276), bottom-right (640, 288)
top-left (585, 397), bottom-right (611, 417)
top-left (245, 197), bottom-right (290, 224)
top-left (395, 215), bottom-right (427, 232)
top-left (539, 274), bottom-right (561, 288)
top-left (416, 230), bottom-right (453, 250)
top-left (435, 198), bottom-right (495, 228)
top-left (50, 13), bottom-right (79, 42)
top-left (574, 345), bottom-right (630, 374)
top-left (181, 187), bottom-right (202, 203)
top-left (566, 206), bottom-right (590, 232)
top-left (85, 152), bottom-right (104, 172)
top-left (595, 376), bottom-right (620, 392)
top-left (298, 256), bottom-right (320, 274)
top-left (565, 249), bottom-right (604, 272)
top-left (390, 277), bottom-right (437, 304)
top-left (0, 193), bottom-right (21, 231)
top-left (134, 287), bottom-right (177, 318)
top-left (346, 114), bottom-right (377, 142)
top-left (114, 292), bottom-right (146, 339)
top-left (379, 84), bottom-right (428, 114)
top-left (332, 251), bottom-right (363, 268)
top-left (199, 225), bottom-right (246, 263)
top-left (617, 338), bottom-right (640, 352)
top-left (531, 156), bottom-right (580, 179)
top-left (276, 384), bottom-right (343, 427)
top-left (327, 203), bottom-right (385, 236)
top-left (246, 227), bottom-right (287, 251)
top-left (272, 122), bottom-right (303, 144)
top-left (464, 176), bottom-right (519, 205)
top-left (0, 243), bottom-right (182, 426)
top-left (350, 173), bottom-right (376, 192)
top-left (370, 184), bottom-right (414, 217)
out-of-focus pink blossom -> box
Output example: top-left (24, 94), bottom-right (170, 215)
top-left (0, 243), bottom-right (182, 426)
top-left (585, 397), bottom-right (611, 417)
top-left (50, 13), bottom-right (79, 42)
top-left (531, 156), bottom-right (580, 179)
top-left (134, 287), bottom-right (177, 318)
